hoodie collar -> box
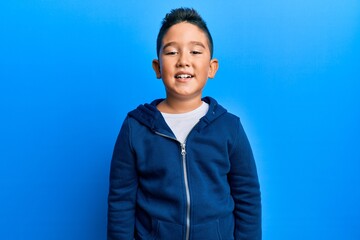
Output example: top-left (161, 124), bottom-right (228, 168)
top-left (128, 96), bottom-right (227, 134)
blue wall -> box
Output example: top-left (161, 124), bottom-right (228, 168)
top-left (1, 1), bottom-right (359, 239)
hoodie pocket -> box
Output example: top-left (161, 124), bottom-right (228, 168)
top-left (217, 214), bottom-right (235, 240)
top-left (135, 218), bottom-right (184, 240)
top-left (154, 219), bottom-right (184, 240)
top-left (192, 214), bottom-right (235, 240)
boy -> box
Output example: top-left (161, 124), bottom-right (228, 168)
top-left (108, 8), bottom-right (261, 240)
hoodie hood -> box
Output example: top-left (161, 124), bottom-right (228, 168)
top-left (128, 97), bottom-right (227, 135)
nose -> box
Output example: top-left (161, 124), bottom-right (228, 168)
top-left (176, 53), bottom-right (190, 67)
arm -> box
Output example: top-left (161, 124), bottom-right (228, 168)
top-left (228, 119), bottom-right (262, 240)
top-left (108, 117), bottom-right (138, 240)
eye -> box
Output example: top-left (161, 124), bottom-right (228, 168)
top-left (191, 50), bottom-right (202, 55)
top-left (164, 51), bottom-right (178, 55)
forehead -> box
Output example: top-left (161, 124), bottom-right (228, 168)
top-left (162, 22), bottom-right (209, 46)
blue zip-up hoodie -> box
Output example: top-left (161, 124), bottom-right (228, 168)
top-left (108, 97), bottom-right (261, 240)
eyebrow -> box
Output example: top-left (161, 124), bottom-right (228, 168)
top-left (162, 41), bottom-right (207, 50)
top-left (190, 41), bottom-right (206, 49)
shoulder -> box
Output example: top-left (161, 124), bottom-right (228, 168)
top-left (125, 99), bottom-right (163, 125)
top-left (204, 96), bottom-right (241, 124)
top-left (205, 97), bottom-right (247, 139)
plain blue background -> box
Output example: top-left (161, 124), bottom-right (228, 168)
top-left (1, 1), bottom-right (359, 239)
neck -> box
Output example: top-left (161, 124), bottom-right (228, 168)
top-left (157, 97), bottom-right (203, 114)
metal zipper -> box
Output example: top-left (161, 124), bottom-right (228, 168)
top-left (181, 143), bottom-right (190, 240)
top-left (155, 132), bottom-right (191, 240)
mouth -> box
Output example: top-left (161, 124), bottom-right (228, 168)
top-left (175, 74), bottom-right (194, 79)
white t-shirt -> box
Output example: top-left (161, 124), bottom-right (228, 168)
top-left (161, 102), bottom-right (209, 143)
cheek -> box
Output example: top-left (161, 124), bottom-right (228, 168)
top-left (201, 64), bottom-right (210, 74)
top-left (160, 61), bottom-right (172, 73)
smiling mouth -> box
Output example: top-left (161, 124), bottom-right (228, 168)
top-left (175, 74), bottom-right (193, 79)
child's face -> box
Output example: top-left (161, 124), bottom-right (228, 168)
top-left (152, 22), bottom-right (218, 101)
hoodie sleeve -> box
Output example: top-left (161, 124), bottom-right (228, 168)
top-left (108, 117), bottom-right (137, 240)
top-left (228, 119), bottom-right (262, 240)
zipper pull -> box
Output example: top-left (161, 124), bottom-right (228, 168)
top-left (181, 143), bottom-right (186, 156)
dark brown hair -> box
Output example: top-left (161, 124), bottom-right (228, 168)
top-left (156, 8), bottom-right (214, 58)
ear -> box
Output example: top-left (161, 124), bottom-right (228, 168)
top-left (208, 58), bottom-right (219, 79)
top-left (152, 59), bottom-right (162, 79)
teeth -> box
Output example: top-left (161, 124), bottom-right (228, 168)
top-left (176, 74), bottom-right (192, 78)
